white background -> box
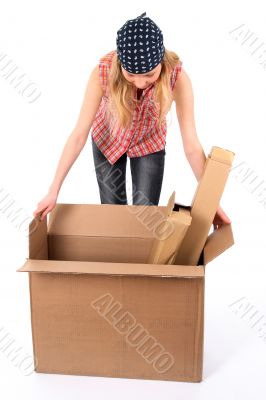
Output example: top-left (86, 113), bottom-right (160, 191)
top-left (0, 0), bottom-right (266, 399)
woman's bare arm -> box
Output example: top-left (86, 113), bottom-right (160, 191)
top-left (173, 68), bottom-right (231, 227)
top-left (48, 64), bottom-right (103, 196)
top-left (173, 68), bottom-right (206, 182)
top-left (33, 64), bottom-right (103, 220)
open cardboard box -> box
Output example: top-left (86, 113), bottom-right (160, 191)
top-left (17, 197), bottom-right (234, 382)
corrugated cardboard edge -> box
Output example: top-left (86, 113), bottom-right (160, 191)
top-left (29, 273), bottom-right (38, 372)
top-left (29, 368), bottom-right (202, 382)
top-left (209, 146), bottom-right (235, 165)
top-left (29, 216), bottom-right (48, 259)
top-left (193, 277), bottom-right (204, 381)
top-left (17, 259), bottom-right (205, 278)
top-left (165, 190), bottom-right (176, 216)
top-left (203, 223), bottom-right (234, 265)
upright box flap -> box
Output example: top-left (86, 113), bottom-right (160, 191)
top-left (47, 203), bottom-right (169, 238)
top-left (165, 190), bottom-right (176, 216)
top-left (210, 146), bottom-right (235, 165)
top-left (17, 259), bottom-right (204, 278)
top-left (29, 216), bottom-right (48, 259)
top-left (147, 208), bottom-right (192, 265)
top-left (173, 146), bottom-right (235, 266)
top-left (203, 223), bottom-right (234, 265)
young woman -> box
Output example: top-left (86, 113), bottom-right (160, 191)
top-left (33, 12), bottom-right (231, 230)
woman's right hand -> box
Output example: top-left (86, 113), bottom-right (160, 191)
top-left (33, 192), bottom-right (58, 221)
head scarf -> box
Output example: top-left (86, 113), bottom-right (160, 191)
top-left (116, 12), bottom-right (165, 74)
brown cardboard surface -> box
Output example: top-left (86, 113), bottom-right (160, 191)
top-left (18, 259), bottom-right (205, 278)
top-left (203, 223), bottom-right (234, 265)
top-left (173, 146), bottom-right (235, 266)
top-left (46, 201), bottom-right (173, 264)
top-left (48, 235), bottom-right (155, 264)
top-left (29, 216), bottom-right (48, 259)
top-left (48, 203), bottom-right (168, 238)
top-left (17, 168), bottom-right (235, 382)
top-left (22, 270), bottom-right (205, 382)
top-left (210, 146), bottom-right (235, 164)
top-left (147, 192), bottom-right (192, 264)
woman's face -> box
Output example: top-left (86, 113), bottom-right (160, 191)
top-left (121, 63), bottom-right (162, 89)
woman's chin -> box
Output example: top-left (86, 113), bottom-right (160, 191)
top-left (135, 84), bottom-right (150, 89)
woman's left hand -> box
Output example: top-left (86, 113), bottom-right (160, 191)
top-left (212, 205), bottom-right (231, 230)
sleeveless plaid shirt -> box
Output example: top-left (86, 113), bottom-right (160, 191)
top-left (91, 50), bottom-right (182, 165)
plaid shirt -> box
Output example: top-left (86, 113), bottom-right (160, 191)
top-left (91, 50), bottom-right (182, 165)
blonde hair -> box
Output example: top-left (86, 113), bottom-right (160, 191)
top-left (106, 49), bottom-right (181, 136)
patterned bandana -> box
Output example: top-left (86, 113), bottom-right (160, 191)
top-left (116, 12), bottom-right (165, 74)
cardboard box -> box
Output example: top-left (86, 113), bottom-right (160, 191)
top-left (147, 191), bottom-right (192, 264)
top-left (173, 146), bottom-right (235, 266)
top-left (17, 195), bottom-right (234, 382)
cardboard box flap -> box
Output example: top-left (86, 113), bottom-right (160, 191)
top-left (47, 203), bottom-right (169, 238)
top-left (17, 259), bottom-right (204, 278)
top-left (147, 209), bottom-right (192, 265)
top-left (173, 146), bottom-right (235, 266)
top-left (29, 216), bottom-right (48, 259)
top-left (209, 146), bottom-right (235, 165)
top-left (203, 223), bottom-right (234, 265)
top-left (165, 190), bottom-right (176, 216)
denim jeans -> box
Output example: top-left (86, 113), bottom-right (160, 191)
top-left (91, 137), bottom-right (166, 205)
